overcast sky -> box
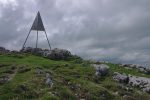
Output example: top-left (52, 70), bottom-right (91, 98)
top-left (0, 0), bottom-right (150, 66)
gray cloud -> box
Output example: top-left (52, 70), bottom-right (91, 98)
top-left (0, 0), bottom-right (150, 66)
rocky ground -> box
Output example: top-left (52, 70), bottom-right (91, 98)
top-left (0, 47), bottom-right (150, 100)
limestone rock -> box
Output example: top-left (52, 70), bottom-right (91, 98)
top-left (119, 64), bottom-right (150, 75)
top-left (20, 47), bottom-right (34, 53)
top-left (129, 75), bottom-right (150, 88)
top-left (46, 73), bottom-right (50, 78)
top-left (35, 68), bottom-right (44, 75)
top-left (93, 64), bottom-right (109, 76)
top-left (113, 72), bottom-right (150, 94)
top-left (0, 75), bottom-right (9, 84)
top-left (47, 48), bottom-right (71, 60)
top-left (45, 73), bottom-right (53, 88)
top-left (113, 72), bottom-right (129, 84)
top-left (21, 47), bottom-right (71, 60)
top-left (143, 85), bottom-right (150, 93)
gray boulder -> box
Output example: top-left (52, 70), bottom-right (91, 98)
top-left (47, 48), bottom-right (71, 60)
top-left (113, 72), bottom-right (129, 84)
top-left (93, 64), bottom-right (109, 76)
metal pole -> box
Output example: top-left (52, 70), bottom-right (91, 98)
top-left (44, 31), bottom-right (51, 50)
top-left (22, 29), bottom-right (31, 50)
top-left (36, 30), bottom-right (38, 49)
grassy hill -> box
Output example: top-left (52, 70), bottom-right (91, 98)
top-left (0, 53), bottom-right (150, 100)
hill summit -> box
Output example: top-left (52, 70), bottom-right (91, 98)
top-left (0, 47), bottom-right (150, 100)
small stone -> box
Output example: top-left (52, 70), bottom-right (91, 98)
top-left (45, 78), bottom-right (53, 88)
top-left (0, 75), bottom-right (9, 84)
top-left (114, 91), bottom-right (118, 95)
top-left (36, 68), bottom-right (44, 75)
top-left (46, 73), bottom-right (50, 78)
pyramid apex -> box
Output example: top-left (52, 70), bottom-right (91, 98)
top-left (31, 11), bottom-right (45, 31)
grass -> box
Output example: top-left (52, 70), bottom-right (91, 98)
top-left (0, 53), bottom-right (150, 100)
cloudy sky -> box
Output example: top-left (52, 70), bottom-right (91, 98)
top-left (0, 0), bottom-right (150, 66)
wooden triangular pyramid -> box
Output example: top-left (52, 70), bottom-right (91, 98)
top-left (31, 12), bottom-right (45, 31)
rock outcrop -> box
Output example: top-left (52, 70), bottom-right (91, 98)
top-left (47, 48), bottom-right (71, 60)
top-left (113, 72), bottom-right (150, 94)
top-left (21, 47), bottom-right (72, 60)
top-left (45, 73), bottom-right (53, 88)
top-left (119, 64), bottom-right (150, 75)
